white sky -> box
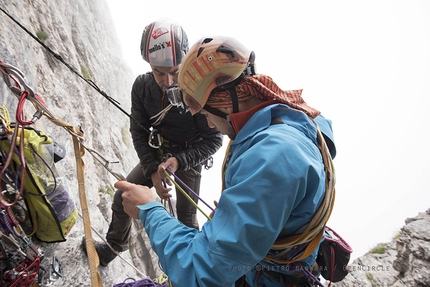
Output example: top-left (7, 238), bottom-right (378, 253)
top-left (106, 0), bottom-right (430, 260)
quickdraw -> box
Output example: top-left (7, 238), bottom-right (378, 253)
top-left (0, 205), bottom-right (41, 287)
top-left (37, 256), bottom-right (63, 286)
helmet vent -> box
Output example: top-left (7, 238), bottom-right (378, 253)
top-left (202, 38), bottom-right (213, 44)
top-left (197, 47), bottom-right (205, 57)
top-left (216, 45), bottom-right (236, 58)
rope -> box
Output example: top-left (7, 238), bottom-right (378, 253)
top-left (87, 221), bottom-right (148, 278)
top-left (163, 168), bottom-right (214, 221)
top-left (0, 122), bottom-right (27, 208)
top-left (150, 104), bottom-right (173, 126)
top-left (0, 106), bottom-right (11, 127)
top-left (264, 125), bottom-right (336, 265)
top-left (161, 180), bottom-right (175, 218)
top-left (0, 7), bottom-right (151, 135)
top-left (113, 273), bottom-right (171, 287)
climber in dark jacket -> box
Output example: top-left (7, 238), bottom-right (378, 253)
top-left (88, 18), bottom-right (223, 267)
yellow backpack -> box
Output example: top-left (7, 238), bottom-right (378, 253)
top-left (1, 111), bottom-right (78, 242)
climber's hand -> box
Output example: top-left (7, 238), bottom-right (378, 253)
top-left (117, 181), bottom-right (156, 219)
top-left (151, 171), bottom-right (172, 201)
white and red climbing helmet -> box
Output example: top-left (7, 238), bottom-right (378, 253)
top-left (140, 18), bottom-right (189, 67)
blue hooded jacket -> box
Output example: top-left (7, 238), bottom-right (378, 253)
top-left (137, 103), bottom-right (335, 286)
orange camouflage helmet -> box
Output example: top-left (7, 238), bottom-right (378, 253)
top-left (178, 36), bottom-right (254, 115)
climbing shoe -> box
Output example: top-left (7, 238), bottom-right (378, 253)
top-left (82, 237), bottom-right (119, 267)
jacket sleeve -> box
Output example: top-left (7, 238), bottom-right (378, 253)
top-left (174, 112), bottom-right (223, 171)
top-left (129, 75), bottom-right (160, 179)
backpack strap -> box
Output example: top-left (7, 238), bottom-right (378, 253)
top-left (264, 123), bottom-right (336, 264)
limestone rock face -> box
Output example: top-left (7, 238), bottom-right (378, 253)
top-left (331, 209), bottom-right (430, 287)
top-left (1, 0), bottom-right (161, 286)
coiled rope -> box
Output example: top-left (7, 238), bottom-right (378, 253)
top-left (113, 273), bottom-right (171, 287)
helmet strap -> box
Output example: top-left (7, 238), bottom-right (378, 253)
top-left (229, 86), bottom-right (239, 113)
top-left (203, 104), bottom-right (229, 119)
top-left (204, 84), bottom-right (240, 119)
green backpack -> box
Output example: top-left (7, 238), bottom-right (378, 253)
top-left (0, 124), bottom-right (78, 243)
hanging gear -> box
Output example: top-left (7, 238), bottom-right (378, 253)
top-left (1, 60), bottom-right (105, 286)
top-left (0, 205), bottom-right (41, 287)
top-left (148, 128), bottom-right (163, 149)
top-left (0, 105), bottom-right (78, 243)
top-left (316, 226), bottom-right (352, 286)
top-left (37, 256), bottom-right (63, 286)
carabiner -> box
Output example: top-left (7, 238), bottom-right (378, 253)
top-left (148, 129), bottom-right (162, 149)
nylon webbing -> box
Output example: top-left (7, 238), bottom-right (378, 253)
top-left (73, 136), bottom-right (103, 287)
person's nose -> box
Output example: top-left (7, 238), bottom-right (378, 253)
top-left (206, 118), bottom-right (216, 129)
top-left (166, 74), bottom-right (176, 87)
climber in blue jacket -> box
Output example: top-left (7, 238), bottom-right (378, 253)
top-left (119, 36), bottom-right (337, 287)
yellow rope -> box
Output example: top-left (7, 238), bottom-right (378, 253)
top-left (152, 272), bottom-right (171, 286)
top-left (163, 170), bottom-right (211, 221)
top-left (0, 106), bottom-right (11, 127)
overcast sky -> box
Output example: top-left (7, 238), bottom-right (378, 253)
top-left (106, 0), bottom-right (430, 260)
